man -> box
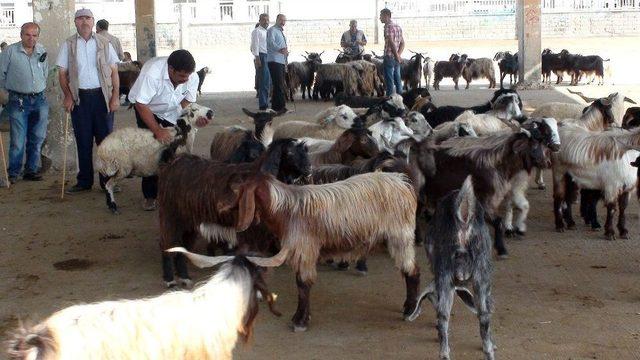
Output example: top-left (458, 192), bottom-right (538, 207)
top-left (380, 8), bottom-right (404, 95)
top-left (56, 8), bottom-right (120, 194)
top-left (251, 13), bottom-right (270, 110)
top-left (340, 20), bottom-right (367, 56)
top-left (127, 49), bottom-right (210, 211)
top-left (266, 13), bottom-right (288, 114)
top-left (0, 22), bottom-right (49, 183)
top-left (96, 19), bottom-right (125, 61)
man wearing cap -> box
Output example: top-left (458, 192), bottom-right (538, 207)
top-left (56, 8), bottom-right (120, 194)
top-left (96, 19), bottom-right (125, 61)
top-left (127, 49), bottom-right (210, 211)
top-left (0, 22), bottom-right (49, 184)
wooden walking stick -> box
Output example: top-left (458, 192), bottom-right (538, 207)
top-left (0, 130), bottom-right (9, 188)
top-left (60, 112), bottom-right (70, 199)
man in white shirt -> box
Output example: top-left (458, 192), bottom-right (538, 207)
top-left (251, 13), bottom-right (270, 110)
top-left (56, 8), bottom-right (120, 194)
top-left (127, 49), bottom-right (211, 210)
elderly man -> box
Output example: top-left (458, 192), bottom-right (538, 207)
top-left (127, 49), bottom-right (210, 211)
top-left (340, 20), bottom-right (367, 56)
top-left (96, 19), bottom-right (125, 61)
top-left (0, 22), bottom-right (48, 183)
top-left (251, 13), bottom-right (270, 110)
top-left (56, 8), bottom-right (120, 194)
top-left (266, 13), bottom-right (288, 114)
top-left (380, 8), bottom-right (404, 95)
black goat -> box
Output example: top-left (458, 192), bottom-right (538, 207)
top-left (400, 87), bottom-right (431, 109)
top-left (421, 88), bottom-right (522, 128)
top-left (333, 92), bottom-right (387, 108)
top-left (541, 49), bottom-right (569, 84)
top-left (401, 51), bottom-right (424, 90)
top-left (494, 51), bottom-right (518, 88)
top-left (407, 176), bottom-right (495, 360)
top-left (335, 48), bottom-right (363, 63)
top-left (432, 54), bottom-right (467, 90)
top-left (560, 49), bottom-right (607, 86)
top-left (287, 51), bottom-right (323, 100)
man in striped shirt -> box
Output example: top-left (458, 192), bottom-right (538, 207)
top-left (380, 8), bottom-right (404, 95)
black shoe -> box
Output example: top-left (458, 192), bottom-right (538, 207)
top-left (23, 173), bottom-right (43, 181)
top-left (8, 176), bottom-right (18, 184)
top-left (65, 184), bottom-right (91, 194)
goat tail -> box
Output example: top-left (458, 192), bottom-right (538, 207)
top-left (6, 323), bottom-right (56, 360)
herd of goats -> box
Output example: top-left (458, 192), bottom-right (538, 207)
top-left (6, 49), bottom-right (636, 360)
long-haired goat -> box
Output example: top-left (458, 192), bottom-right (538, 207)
top-left (158, 138), bottom-right (311, 288)
top-left (494, 51), bottom-right (518, 88)
top-left (287, 51), bottom-right (323, 100)
top-left (461, 56), bottom-right (497, 89)
top-left (96, 103), bottom-right (213, 214)
top-left (406, 176), bottom-right (496, 360)
top-left (273, 105), bottom-right (359, 140)
top-left (231, 171), bottom-right (420, 331)
top-left (308, 124), bottom-right (379, 166)
top-left (7, 252), bottom-right (283, 360)
top-left (401, 51), bottom-right (424, 90)
top-left (313, 63), bottom-right (362, 100)
top-left (432, 54), bottom-right (467, 90)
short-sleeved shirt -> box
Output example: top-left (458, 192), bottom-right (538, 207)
top-left (341, 30), bottom-right (366, 54)
top-left (55, 33), bottom-right (119, 89)
top-left (0, 42), bottom-right (48, 94)
top-left (127, 56), bottom-right (199, 125)
top-left (383, 21), bottom-right (403, 58)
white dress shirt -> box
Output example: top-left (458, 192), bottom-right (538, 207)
top-left (127, 56), bottom-right (199, 125)
top-left (55, 33), bottom-right (119, 89)
top-left (250, 26), bottom-right (268, 56)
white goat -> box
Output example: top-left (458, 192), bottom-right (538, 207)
top-left (6, 250), bottom-right (285, 360)
top-left (273, 105), bottom-right (358, 140)
top-left (95, 103), bottom-right (214, 214)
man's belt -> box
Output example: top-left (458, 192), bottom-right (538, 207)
top-left (8, 90), bottom-right (44, 97)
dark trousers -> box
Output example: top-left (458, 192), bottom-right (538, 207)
top-left (70, 89), bottom-right (113, 189)
top-left (134, 107), bottom-right (173, 200)
top-left (268, 61), bottom-right (286, 112)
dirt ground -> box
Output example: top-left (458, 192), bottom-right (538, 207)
top-left (1, 82), bottom-right (640, 360)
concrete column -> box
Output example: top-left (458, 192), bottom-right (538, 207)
top-left (135, 0), bottom-right (156, 62)
top-left (33, 0), bottom-right (77, 173)
top-left (516, 0), bottom-right (542, 88)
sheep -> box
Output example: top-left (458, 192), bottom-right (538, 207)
top-left (422, 57), bottom-right (435, 90)
top-left (461, 56), bottom-right (497, 89)
top-left (273, 105), bottom-right (358, 140)
top-left (158, 138), bottom-right (311, 288)
top-left (313, 63), bottom-right (362, 100)
top-left (231, 170), bottom-right (420, 331)
top-left (406, 176), bottom-right (495, 360)
top-left (7, 251), bottom-right (283, 360)
top-left (209, 108), bottom-right (278, 162)
top-left (432, 54), bottom-right (467, 90)
top-left (421, 88), bottom-right (522, 128)
top-left (96, 103), bottom-right (214, 214)
top-left (494, 51), bottom-right (518, 88)
top-left (308, 125), bottom-right (379, 166)
top-left (287, 51), bottom-right (323, 100)
top-left (196, 66), bottom-right (211, 95)
top-left (401, 51), bottom-right (424, 90)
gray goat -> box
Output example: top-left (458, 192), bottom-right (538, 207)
top-left (407, 176), bottom-right (495, 360)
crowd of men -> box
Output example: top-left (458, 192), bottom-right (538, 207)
top-left (0, 8), bottom-right (210, 212)
top-left (251, 8), bottom-right (405, 111)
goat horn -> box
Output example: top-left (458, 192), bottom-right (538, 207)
top-left (624, 97), bottom-right (637, 104)
top-left (166, 247), bottom-right (234, 268)
top-left (246, 248), bottom-right (290, 268)
top-left (567, 89), bottom-right (597, 103)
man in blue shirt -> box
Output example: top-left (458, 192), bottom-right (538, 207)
top-left (0, 22), bottom-right (49, 183)
top-left (266, 14), bottom-right (288, 114)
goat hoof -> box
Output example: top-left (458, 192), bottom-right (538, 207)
top-left (515, 230), bottom-right (526, 237)
top-left (109, 207), bottom-right (120, 215)
top-left (619, 233), bottom-right (629, 240)
top-left (566, 224), bottom-right (576, 230)
top-left (537, 184), bottom-right (546, 190)
top-left (504, 229), bottom-right (515, 238)
top-left (604, 233), bottom-right (616, 241)
top-left (292, 324), bottom-right (308, 332)
top-left (336, 261), bottom-right (350, 271)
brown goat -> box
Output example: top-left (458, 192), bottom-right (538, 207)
top-left (308, 126), bottom-right (379, 166)
top-left (462, 57), bottom-right (497, 89)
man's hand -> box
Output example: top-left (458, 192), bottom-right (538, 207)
top-left (109, 97), bottom-right (120, 113)
top-left (279, 48), bottom-right (289, 56)
top-left (254, 57), bottom-right (261, 68)
top-left (63, 95), bottom-right (74, 113)
top-left (154, 127), bottom-right (173, 145)
top-left (395, 54), bottom-right (402, 63)
top-left (195, 116), bottom-right (210, 128)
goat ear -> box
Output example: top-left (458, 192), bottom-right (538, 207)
top-left (456, 176), bottom-right (476, 225)
top-left (236, 182), bottom-right (258, 232)
top-left (242, 108), bottom-right (256, 118)
top-left (166, 247), bottom-right (234, 268)
top-left (334, 131), bottom-right (356, 153)
top-left (260, 143), bottom-right (283, 175)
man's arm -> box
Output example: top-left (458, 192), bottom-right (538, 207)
top-left (340, 32), bottom-right (348, 48)
top-left (360, 32), bottom-right (367, 46)
top-left (58, 68), bottom-right (74, 112)
top-left (250, 29), bottom-right (261, 67)
top-left (134, 102), bottom-right (172, 143)
top-left (109, 63), bottom-right (119, 112)
top-left (397, 33), bottom-right (405, 59)
top-left (0, 46), bottom-right (10, 89)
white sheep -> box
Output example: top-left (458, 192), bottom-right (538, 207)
top-left (95, 103), bottom-right (214, 214)
top-left (6, 249), bottom-right (285, 360)
top-left (273, 105), bottom-right (358, 140)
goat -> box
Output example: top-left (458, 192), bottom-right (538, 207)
top-left (231, 170), bottom-right (420, 331)
top-left (560, 49), bottom-right (608, 86)
top-left (335, 48), bottom-right (363, 63)
top-left (117, 60), bottom-right (142, 103)
top-left (308, 124), bottom-right (379, 166)
top-left (400, 87), bottom-right (431, 109)
top-left (419, 119), bottom-right (560, 258)
top-left (433, 54), bottom-right (467, 90)
top-left (461, 55), bottom-right (497, 89)
top-left (494, 51), bottom-right (518, 88)
top-left (422, 88), bottom-right (523, 128)
top-left (406, 176), bottom-right (496, 360)
top-left (541, 49), bottom-right (570, 84)
top-left (196, 66), bottom-right (211, 95)
top-left (350, 60), bottom-right (384, 96)
top-left (623, 107), bottom-right (640, 129)
top-left (209, 108), bottom-right (278, 162)
top-left (313, 63), bottom-right (362, 100)
top-left (96, 103), bottom-right (213, 214)
top-left (431, 122), bottom-right (478, 144)
top-left (404, 111), bottom-right (432, 138)
top-left (287, 51), bottom-right (323, 100)
top-left (423, 57), bottom-right (435, 90)
top-left (7, 251), bottom-right (283, 360)
top-left (401, 51), bottom-right (424, 90)
top-left (273, 105), bottom-right (358, 140)
top-left (158, 138), bottom-right (311, 288)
